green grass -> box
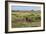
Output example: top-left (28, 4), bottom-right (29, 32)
top-left (12, 22), bottom-right (41, 28)
top-left (11, 11), bottom-right (41, 28)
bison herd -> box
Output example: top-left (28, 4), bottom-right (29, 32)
top-left (15, 17), bottom-right (32, 23)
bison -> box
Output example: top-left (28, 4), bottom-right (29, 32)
top-left (15, 17), bottom-right (32, 23)
top-left (15, 18), bottom-right (26, 22)
top-left (26, 17), bottom-right (32, 22)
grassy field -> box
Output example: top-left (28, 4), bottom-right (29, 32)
top-left (11, 10), bottom-right (41, 28)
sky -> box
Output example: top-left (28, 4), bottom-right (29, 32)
top-left (11, 6), bottom-right (41, 11)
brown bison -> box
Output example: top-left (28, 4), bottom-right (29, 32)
top-left (26, 17), bottom-right (32, 22)
top-left (15, 18), bottom-right (26, 22)
top-left (15, 18), bottom-right (32, 23)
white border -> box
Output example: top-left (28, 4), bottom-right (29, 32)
top-left (8, 2), bottom-right (43, 32)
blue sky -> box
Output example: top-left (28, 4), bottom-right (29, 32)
top-left (11, 6), bottom-right (41, 11)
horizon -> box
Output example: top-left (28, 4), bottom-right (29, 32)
top-left (11, 6), bottom-right (41, 11)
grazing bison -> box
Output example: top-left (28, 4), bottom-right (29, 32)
top-left (15, 18), bottom-right (26, 22)
top-left (26, 17), bottom-right (32, 22)
top-left (15, 17), bottom-right (32, 23)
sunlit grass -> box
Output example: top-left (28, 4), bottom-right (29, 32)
top-left (11, 11), bottom-right (41, 28)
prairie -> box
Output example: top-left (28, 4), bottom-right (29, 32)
top-left (11, 10), bottom-right (41, 28)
